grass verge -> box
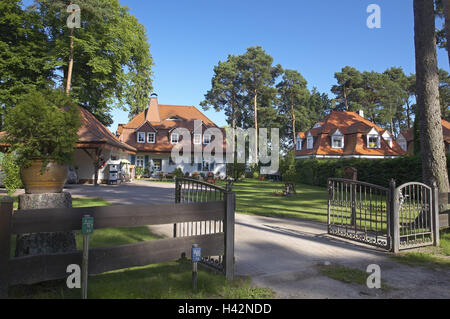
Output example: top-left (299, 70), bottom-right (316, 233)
top-left (316, 264), bottom-right (394, 291)
top-left (390, 229), bottom-right (450, 269)
top-left (217, 179), bottom-right (329, 222)
top-left (7, 195), bottom-right (274, 299)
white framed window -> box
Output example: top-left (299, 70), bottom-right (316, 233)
top-left (194, 134), bottom-right (202, 145)
top-left (147, 132), bottom-right (156, 144)
top-left (332, 136), bottom-right (344, 149)
top-left (136, 156), bottom-right (145, 167)
top-left (203, 134), bottom-right (211, 145)
top-left (296, 139), bottom-right (303, 151)
top-left (367, 135), bottom-right (380, 148)
top-left (307, 133), bottom-right (313, 149)
top-left (331, 130), bottom-right (344, 149)
top-left (171, 133), bottom-right (179, 144)
top-left (137, 132), bottom-right (145, 144)
top-left (366, 128), bottom-right (381, 149)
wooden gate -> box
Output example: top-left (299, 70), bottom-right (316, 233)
top-left (174, 178), bottom-right (234, 272)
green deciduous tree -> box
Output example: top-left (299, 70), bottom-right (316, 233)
top-left (32, 0), bottom-right (153, 125)
top-left (0, 0), bottom-right (55, 126)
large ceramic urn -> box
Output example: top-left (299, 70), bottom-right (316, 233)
top-left (20, 159), bottom-right (68, 194)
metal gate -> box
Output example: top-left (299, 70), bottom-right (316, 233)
top-left (328, 178), bottom-right (440, 252)
top-left (394, 182), bottom-right (436, 250)
top-left (328, 178), bottom-right (391, 249)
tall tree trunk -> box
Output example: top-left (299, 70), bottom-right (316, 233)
top-left (414, 0), bottom-right (450, 192)
top-left (444, 0), bottom-right (450, 65)
top-left (65, 2), bottom-right (74, 95)
top-left (343, 88), bottom-right (349, 111)
top-left (254, 89), bottom-right (258, 164)
top-left (406, 99), bottom-right (411, 128)
top-left (291, 95), bottom-right (296, 148)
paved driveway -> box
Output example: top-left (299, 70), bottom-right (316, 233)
top-left (11, 181), bottom-right (449, 298)
top-left (64, 181), bottom-right (175, 205)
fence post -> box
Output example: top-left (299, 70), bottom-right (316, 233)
top-left (174, 178), bottom-right (181, 238)
top-left (224, 191), bottom-right (235, 280)
top-left (432, 182), bottom-right (440, 247)
top-left (389, 179), bottom-right (400, 253)
top-left (0, 197), bottom-right (14, 299)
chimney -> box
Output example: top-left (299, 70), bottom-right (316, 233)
top-left (146, 93), bottom-right (161, 123)
top-left (357, 110), bottom-right (364, 118)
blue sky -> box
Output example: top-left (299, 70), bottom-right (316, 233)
top-left (25, 0), bottom-right (450, 131)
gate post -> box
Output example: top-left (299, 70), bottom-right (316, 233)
top-left (432, 182), bottom-right (440, 247)
top-left (224, 191), bottom-right (235, 280)
top-left (389, 179), bottom-right (400, 253)
top-left (0, 197), bottom-right (14, 299)
top-left (174, 178), bottom-right (181, 238)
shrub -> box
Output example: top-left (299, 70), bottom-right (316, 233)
top-left (135, 166), bottom-right (144, 177)
top-left (252, 171), bottom-right (259, 179)
top-left (2, 90), bottom-right (81, 171)
top-left (172, 168), bottom-right (184, 178)
top-left (294, 155), bottom-right (448, 188)
top-left (1, 152), bottom-right (23, 195)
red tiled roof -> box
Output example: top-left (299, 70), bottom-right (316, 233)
top-left (296, 111), bottom-right (406, 158)
top-left (400, 119), bottom-right (450, 143)
top-left (118, 102), bottom-right (226, 153)
top-left (76, 106), bottom-right (136, 153)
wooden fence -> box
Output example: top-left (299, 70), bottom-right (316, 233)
top-left (0, 191), bottom-right (235, 298)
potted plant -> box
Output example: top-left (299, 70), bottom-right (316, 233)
top-left (2, 90), bottom-right (81, 194)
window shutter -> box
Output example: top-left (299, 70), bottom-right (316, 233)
top-left (210, 162), bottom-right (215, 171)
top-left (145, 156), bottom-right (149, 167)
top-left (197, 163), bottom-right (202, 171)
top-left (130, 155), bottom-right (136, 165)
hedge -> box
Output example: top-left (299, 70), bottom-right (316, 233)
top-left (295, 156), bottom-right (450, 188)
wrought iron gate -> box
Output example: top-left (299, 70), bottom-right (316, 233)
top-left (174, 178), bottom-right (230, 272)
top-left (394, 182), bottom-right (437, 250)
top-left (328, 178), bottom-right (391, 249)
top-left (328, 178), bottom-right (440, 252)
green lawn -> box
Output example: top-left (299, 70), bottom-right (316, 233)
top-left (7, 195), bottom-right (273, 299)
top-left (218, 179), bottom-right (329, 222)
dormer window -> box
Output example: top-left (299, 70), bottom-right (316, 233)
top-left (147, 132), bottom-right (156, 144)
top-left (397, 134), bottom-right (407, 151)
top-left (307, 132), bottom-right (313, 149)
top-left (331, 129), bottom-right (344, 149)
top-left (171, 133), bottom-right (179, 144)
top-left (137, 132), bottom-right (145, 144)
top-left (296, 138), bottom-right (303, 151)
top-left (382, 132), bottom-right (393, 148)
top-left (203, 134), bottom-right (211, 145)
top-left (367, 128), bottom-right (380, 149)
top-left (313, 123), bottom-right (322, 129)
